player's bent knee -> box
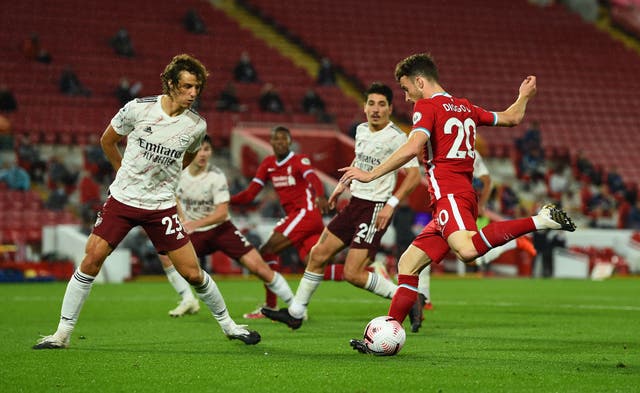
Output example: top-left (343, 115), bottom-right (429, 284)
top-left (308, 246), bottom-right (331, 268)
top-left (455, 249), bottom-right (478, 263)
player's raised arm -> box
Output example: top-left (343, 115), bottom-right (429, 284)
top-left (495, 75), bottom-right (537, 127)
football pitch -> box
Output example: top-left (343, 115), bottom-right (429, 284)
top-left (1, 276), bottom-right (638, 392)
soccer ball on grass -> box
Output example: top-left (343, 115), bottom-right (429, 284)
top-left (363, 316), bottom-right (406, 356)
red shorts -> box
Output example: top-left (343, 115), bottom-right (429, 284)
top-left (412, 192), bottom-right (478, 264)
top-left (189, 220), bottom-right (253, 259)
top-left (327, 197), bottom-right (388, 260)
top-left (274, 208), bottom-right (324, 260)
top-left (93, 196), bottom-right (190, 253)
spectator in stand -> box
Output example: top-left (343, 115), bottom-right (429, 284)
top-left (78, 169), bottom-right (102, 216)
top-left (301, 88), bottom-right (330, 122)
top-left (548, 161), bottom-right (571, 200)
top-left (626, 199), bottom-right (640, 229)
top-left (183, 9), bottom-right (207, 34)
top-left (575, 149), bottom-right (594, 180)
top-left (110, 28), bottom-right (135, 57)
top-left (520, 145), bottom-right (545, 179)
top-left (317, 57), bottom-right (337, 86)
top-left (607, 165), bottom-right (626, 195)
top-left (215, 82), bottom-right (246, 112)
top-left (48, 156), bottom-right (78, 189)
top-left (301, 88), bottom-right (325, 115)
top-left (519, 120), bottom-right (542, 151)
top-left (115, 77), bottom-right (143, 107)
top-left (45, 181), bottom-right (69, 211)
top-left (0, 158), bottom-right (30, 191)
top-left (84, 135), bottom-right (114, 184)
top-left (22, 33), bottom-right (52, 64)
top-left (0, 85), bottom-right (17, 112)
top-left (16, 135), bottom-right (46, 183)
top-left (588, 184), bottom-right (618, 228)
top-left (59, 66), bottom-right (91, 97)
top-left (234, 52), bottom-right (258, 83)
top-left (259, 83), bottom-right (284, 113)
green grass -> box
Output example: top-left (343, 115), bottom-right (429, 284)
top-left (1, 276), bottom-right (639, 392)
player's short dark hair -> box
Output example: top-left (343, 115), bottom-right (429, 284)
top-left (161, 54), bottom-right (209, 95)
top-left (365, 82), bottom-right (393, 105)
top-left (395, 53), bottom-right (439, 83)
top-left (271, 125), bottom-right (291, 142)
top-left (202, 134), bottom-right (212, 146)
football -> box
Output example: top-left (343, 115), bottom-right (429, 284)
top-left (363, 316), bottom-right (406, 356)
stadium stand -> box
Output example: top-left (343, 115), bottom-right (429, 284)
top-left (2, 0), bottom-right (640, 278)
top-left (240, 0), bottom-right (640, 186)
top-left (1, 0), bottom-right (362, 148)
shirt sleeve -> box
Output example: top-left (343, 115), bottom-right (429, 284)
top-left (110, 100), bottom-right (137, 136)
top-left (473, 105), bottom-right (497, 126)
top-left (410, 100), bottom-right (436, 138)
top-left (187, 125), bottom-right (206, 154)
top-left (212, 172), bottom-right (230, 204)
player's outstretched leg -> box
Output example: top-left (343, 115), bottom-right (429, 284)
top-left (261, 307), bottom-right (303, 329)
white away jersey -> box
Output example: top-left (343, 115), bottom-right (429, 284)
top-left (176, 165), bottom-right (229, 232)
top-left (109, 95), bottom-right (206, 210)
top-left (351, 121), bottom-right (420, 202)
top-left (473, 151), bottom-right (489, 178)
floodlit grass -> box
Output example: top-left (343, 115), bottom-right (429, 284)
top-left (1, 276), bottom-right (638, 392)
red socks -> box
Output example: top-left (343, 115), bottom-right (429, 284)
top-left (323, 264), bottom-right (344, 281)
top-left (471, 218), bottom-right (536, 255)
top-left (388, 274), bottom-right (419, 323)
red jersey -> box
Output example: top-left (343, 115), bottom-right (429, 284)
top-left (411, 93), bottom-right (496, 205)
top-left (252, 152), bottom-right (321, 215)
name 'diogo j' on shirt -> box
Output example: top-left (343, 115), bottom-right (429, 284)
top-left (109, 95), bottom-right (206, 210)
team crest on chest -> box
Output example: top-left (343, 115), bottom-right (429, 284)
top-left (179, 134), bottom-right (191, 147)
top-left (412, 112), bottom-right (422, 125)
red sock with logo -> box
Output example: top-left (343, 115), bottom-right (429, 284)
top-left (471, 218), bottom-right (536, 255)
top-left (388, 274), bottom-right (419, 323)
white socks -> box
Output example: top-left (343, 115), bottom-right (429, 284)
top-left (164, 265), bottom-right (195, 301)
top-left (56, 268), bottom-right (95, 339)
top-left (289, 271), bottom-right (323, 318)
top-left (364, 272), bottom-right (398, 299)
top-left (266, 272), bottom-right (294, 305)
top-left (418, 265), bottom-right (431, 301)
top-left (476, 240), bottom-right (517, 265)
top-left (193, 273), bottom-right (234, 332)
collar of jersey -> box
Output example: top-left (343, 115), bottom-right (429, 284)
top-left (430, 92), bottom-right (452, 99)
top-left (276, 151), bottom-right (294, 166)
